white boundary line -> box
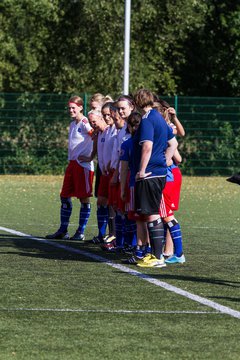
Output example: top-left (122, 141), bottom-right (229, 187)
top-left (0, 308), bottom-right (219, 315)
top-left (1, 226), bottom-right (240, 320)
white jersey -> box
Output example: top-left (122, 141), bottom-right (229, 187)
top-left (103, 124), bottom-right (117, 172)
top-left (97, 127), bottom-right (108, 173)
top-left (110, 123), bottom-right (130, 170)
top-left (68, 117), bottom-right (94, 171)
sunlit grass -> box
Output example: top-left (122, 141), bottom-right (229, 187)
top-left (0, 175), bottom-right (239, 359)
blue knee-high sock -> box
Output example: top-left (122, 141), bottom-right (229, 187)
top-left (59, 197), bottom-right (72, 232)
top-left (78, 203), bottom-right (91, 235)
top-left (97, 205), bottom-right (109, 240)
top-left (124, 215), bottom-right (137, 247)
top-left (115, 212), bottom-right (125, 248)
top-left (135, 245), bottom-right (144, 258)
top-left (167, 219), bottom-right (183, 257)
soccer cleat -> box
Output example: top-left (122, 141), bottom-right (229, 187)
top-left (46, 230), bottom-right (70, 240)
top-left (165, 254), bottom-right (186, 264)
top-left (122, 255), bottom-right (138, 265)
top-left (123, 245), bottom-right (135, 255)
top-left (103, 235), bottom-right (116, 243)
top-left (137, 255), bottom-right (166, 268)
top-left (136, 253), bottom-right (152, 265)
top-left (91, 236), bottom-right (104, 244)
top-left (108, 246), bottom-right (125, 254)
top-left (70, 231), bottom-right (85, 241)
top-left (122, 254), bottom-right (143, 265)
top-left (100, 239), bottom-right (116, 251)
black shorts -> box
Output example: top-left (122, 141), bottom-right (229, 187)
top-left (134, 176), bottom-right (166, 215)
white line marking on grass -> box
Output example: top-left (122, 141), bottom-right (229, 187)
top-left (1, 226), bottom-right (240, 320)
top-left (0, 308), bottom-right (219, 315)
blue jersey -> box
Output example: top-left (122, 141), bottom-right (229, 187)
top-left (120, 136), bottom-right (135, 186)
top-left (134, 109), bottom-right (175, 177)
top-left (166, 125), bottom-right (177, 182)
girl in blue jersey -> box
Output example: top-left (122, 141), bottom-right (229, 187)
top-left (132, 89), bottom-right (178, 268)
top-left (153, 100), bottom-right (186, 264)
top-left (120, 112), bottom-right (150, 264)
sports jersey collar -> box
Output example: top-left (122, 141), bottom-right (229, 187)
top-left (142, 108), bottom-right (153, 119)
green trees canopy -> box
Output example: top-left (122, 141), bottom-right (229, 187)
top-left (0, 0), bottom-right (240, 96)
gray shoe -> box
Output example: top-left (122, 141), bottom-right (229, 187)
top-left (46, 230), bottom-right (69, 240)
top-left (70, 231), bottom-right (85, 240)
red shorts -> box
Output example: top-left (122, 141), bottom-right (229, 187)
top-left (159, 167), bottom-right (182, 218)
top-left (116, 171), bottom-right (132, 212)
top-left (171, 167), bottom-right (182, 210)
top-left (159, 193), bottom-right (174, 218)
top-left (125, 186), bottom-right (134, 213)
top-left (108, 182), bottom-right (119, 209)
top-left (60, 160), bottom-right (94, 199)
top-left (125, 186), bottom-right (146, 222)
top-left (117, 183), bottom-right (125, 212)
top-left (98, 173), bottom-right (111, 198)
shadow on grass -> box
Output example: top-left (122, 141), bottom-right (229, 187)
top-left (1, 233), bottom-right (240, 290)
top-left (0, 234), bottom-right (102, 262)
top-left (113, 268), bottom-right (240, 290)
top-left (152, 273), bottom-right (240, 288)
top-left (208, 296), bottom-right (240, 303)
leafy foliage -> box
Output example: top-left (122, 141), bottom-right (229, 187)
top-left (0, 0), bottom-right (239, 95)
top-left (0, 1), bottom-right (240, 174)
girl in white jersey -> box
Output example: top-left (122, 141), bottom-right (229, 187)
top-left (87, 110), bottom-right (110, 244)
top-left (89, 94), bottom-right (113, 198)
top-left (108, 98), bottom-right (137, 253)
top-left (46, 96), bottom-right (94, 240)
top-left (117, 96), bottom-right (138, 252)
top-left (100, 102), bottom-right (118, 245)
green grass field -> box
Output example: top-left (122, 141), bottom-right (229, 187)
top-left (0, 175), bottom-right (239, 360)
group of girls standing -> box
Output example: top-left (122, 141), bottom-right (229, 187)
top-left (46, 91), bottom-right (185, 267)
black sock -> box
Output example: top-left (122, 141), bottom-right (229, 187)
top-left (108, 217), bottom-right (115, 236)
top-left (147, 218), bottom-right (164, 259)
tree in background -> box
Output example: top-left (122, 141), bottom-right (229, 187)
top-left (130, 0), bottom-right (209, 95)
top-left (0, 0), bottom-right (60, 92)
top-left (178, 0), bottom-right (240, 96)
top-left (0, 0), bottom-right (239, 96)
